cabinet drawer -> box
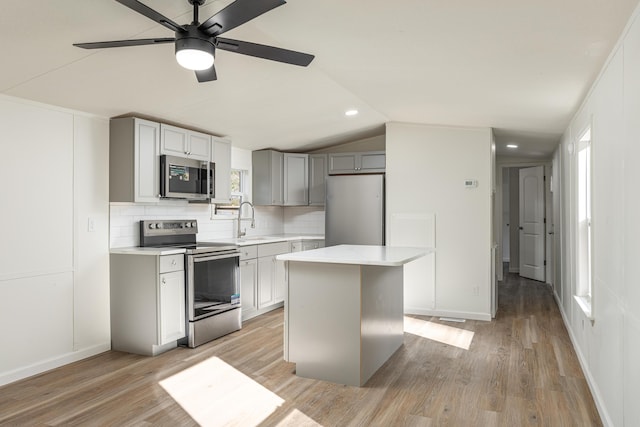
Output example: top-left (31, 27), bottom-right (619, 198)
top-left (302, 240), bottom-right (324, 251)
top-left (258, 241), bottom-right (290, 257)
top-left (239, 245), bottom-right (258, 260)
top-left (160, 254), bottom-right (184, 273)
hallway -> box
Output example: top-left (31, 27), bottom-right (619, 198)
top-left (0, 271), bottom-right (601, 426)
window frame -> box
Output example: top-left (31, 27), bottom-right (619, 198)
top-left (214, 169), bottom-right (247, 215)
top-left (573, 125), bottom-right (593, 319)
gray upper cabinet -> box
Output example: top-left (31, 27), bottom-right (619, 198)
top-left (284, 153), bottom-right (309, 206)
top-left (160, 123), bottom-right (210, 161)
top-left (328, 151), bottom-right (385, 174)
top-left (110, 117), bottom-right (160, 203)
top-left (253, 150), bottom-right (284, 205)
top-left (308, 154), bottom-right (327, 206)
top-left (253, 150), bottom-right (309, 206)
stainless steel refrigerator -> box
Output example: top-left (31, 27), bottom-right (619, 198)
top-left (325, 174), bottom-right (385, 246)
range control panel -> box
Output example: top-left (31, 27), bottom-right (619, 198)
top-left (140, 219), bottom-right (198, 237)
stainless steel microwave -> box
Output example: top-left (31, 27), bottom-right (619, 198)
top-left (160, 155), bottom-right (214, 201)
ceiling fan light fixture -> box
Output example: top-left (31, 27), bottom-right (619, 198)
top-left (176, 48), bottom-right (214, 70)
top-left (175, 36), bottom-right (215, 71)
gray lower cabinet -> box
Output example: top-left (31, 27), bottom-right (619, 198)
top-left (110, 253), bottom-right (186, 356)
top-left (239, 246), bottom-right (259, 321)
top-left (240, 242), bottom-right (290, 321)
top-left (290, 239), bottom-right (325, 252)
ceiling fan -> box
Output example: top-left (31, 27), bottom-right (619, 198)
top-left (73, 0), bottom-right (314, 82)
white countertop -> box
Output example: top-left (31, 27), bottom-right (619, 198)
top-left (204, 234), bottom-right (324, 247)
top-left (110, 234), bottom-right (325, 255)
top-left (277, 245), bottom-right (432, 266)
top-left (110, 247), bottom-right (186, 256)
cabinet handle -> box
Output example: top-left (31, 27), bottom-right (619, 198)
top-left (171, 259), bottom-right (177, 266)
top-left (162, 277), bottom-right (166, 284)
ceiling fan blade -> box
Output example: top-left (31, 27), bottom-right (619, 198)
top-left (73, 38), bottom-right (175, 49)
top-left (216, 38), bottom-right (314, 66)
top-left (199, 0), bottom-right (285, 36)
top-left (115, 0), bottom-right (185, 33)
top-left (195, 66), bottom-right (218, 82)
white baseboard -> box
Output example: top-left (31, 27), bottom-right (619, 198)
top-left (404, 307), bottom-right (491, 322)
top-left (0, 342), bottom-right (111, 387)
top-left (552, 291), bottom-right (613, 427)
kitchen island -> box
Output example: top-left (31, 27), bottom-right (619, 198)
top-left (277, 245), bottom-right (430, 386)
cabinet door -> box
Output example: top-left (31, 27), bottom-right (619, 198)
top-left (271, 151), bottom-right (284, 205)
top-left (274, 257), bottom-right (287, 303)
top-left (211, 137), bottom-right (231, 203)
top-left (359, 152), bottom-right (385, 172)
top-left (160, 124), bottom-right (188, 156)
top-left (252, 150), bottom-right (283, 206)
top-left (135, 119), bottom-right (160, 202)
top-left (187, 131), bottom-right (211, 161)
top-left (257, 256), bottom-right (275, 308)
top-left (159, 270), bottom-right (186, 345)
top-left (240, 258), bottom-right (258, 320)
top-left (309, 154), bottom-right (327, 205)
top-left (284, 153), bottom-right (309, 206)
top-left (328, 153), bottom-right (358, 174)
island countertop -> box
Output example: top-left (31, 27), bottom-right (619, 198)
top-left (276, 244), bottom-right (432, 266)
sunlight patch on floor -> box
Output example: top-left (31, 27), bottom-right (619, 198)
top-left (404, 316), bottom-right (475, 350)
top-left (275, 408), bottom-right (323, 426)
top-left (160, 356), bottom-right (284, 426)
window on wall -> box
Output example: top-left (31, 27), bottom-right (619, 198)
top-left (215, 169), bottom-right (247, 214)
top-left (575, 127), bottom-right (593, 317)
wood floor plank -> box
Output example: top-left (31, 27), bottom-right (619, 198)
top-left (0, 268), bottom-right (602, 426)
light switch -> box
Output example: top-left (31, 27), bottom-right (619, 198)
top-left (88, 217), bottom-right (96, 232)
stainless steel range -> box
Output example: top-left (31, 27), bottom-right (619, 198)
top-left (140, 219), bottom-right (241, 348)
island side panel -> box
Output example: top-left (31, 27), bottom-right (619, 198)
top-left (288, 262), bottom-right (362, 386)
top-left (360, 265), bottom-right (405, 385)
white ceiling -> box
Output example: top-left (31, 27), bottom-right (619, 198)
top-left (1, 0), bottom-right (638, 159)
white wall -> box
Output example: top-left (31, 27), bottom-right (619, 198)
top-left (0, 95), bottom-right (110, 386)
top-left (386, 122), bottom-right (493, 320)
top-left (555, 6), bottom-right (640, 426)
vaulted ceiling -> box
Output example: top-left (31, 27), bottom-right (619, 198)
top-left (2, 0), bottom-right (638, 159)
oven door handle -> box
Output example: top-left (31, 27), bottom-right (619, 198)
top-left (190, 252), bottom-right (240, 263)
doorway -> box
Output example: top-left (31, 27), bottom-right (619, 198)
top-left (499, 164), bottom-right (553, 284)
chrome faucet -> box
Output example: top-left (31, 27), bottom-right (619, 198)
top-left (237, 201), bottom-right (256, 238)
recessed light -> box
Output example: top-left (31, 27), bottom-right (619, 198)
top-left (345, 109), bottom-right (359, 116)
top-left (506, 144), bottom-right (518, 149)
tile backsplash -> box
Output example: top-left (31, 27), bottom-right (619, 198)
top-left (110, 202), bottom-right (325, 248)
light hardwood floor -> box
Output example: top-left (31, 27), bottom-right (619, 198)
top-left (0, 271), bottom-right (601, 426)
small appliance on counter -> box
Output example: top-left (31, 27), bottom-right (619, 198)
top-left (140, 219), bottom-right (241, 347)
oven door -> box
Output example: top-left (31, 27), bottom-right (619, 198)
top-left (160, 155), bottom-right (212, 200)
top-left (187, 251), bottom-right (240, 321)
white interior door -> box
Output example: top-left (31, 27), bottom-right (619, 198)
top-left (519, 166), bottom-right (545, 281)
